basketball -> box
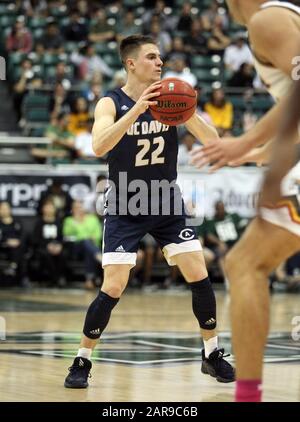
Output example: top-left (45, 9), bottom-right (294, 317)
top-left (149, 78), bottom-right (197, 126)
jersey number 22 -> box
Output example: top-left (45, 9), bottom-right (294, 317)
top-left (135, 136), bottom-right (165, 167)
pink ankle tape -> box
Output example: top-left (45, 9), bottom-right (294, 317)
top-left (235, 380), bottom-right (262, 402)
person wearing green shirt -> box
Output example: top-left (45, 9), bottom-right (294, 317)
top-left (198, 200), bottom-right (249, 282)
top-left (31, 112), bottom-right (75, 164)
top-left (204, 200), bottom-right (248, 252)
top-left (63, 200), bottom-right (102, 289)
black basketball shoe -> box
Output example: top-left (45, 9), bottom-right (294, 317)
top-left (64, 357), bottom-right (92, 388)
top-left (201, 348), bottom-right (235, 383)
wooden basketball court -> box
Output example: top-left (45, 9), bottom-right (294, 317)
top-left (0, 288), bottom-right (299, 402)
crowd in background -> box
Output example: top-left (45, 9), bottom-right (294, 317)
top-left (0, 0), bottom-right (298, 290)
top-left (1, 0), bottom-right (270, 164)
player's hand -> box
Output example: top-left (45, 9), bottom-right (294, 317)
top-left (133, 81), bottom-right (162, 115)
top-left (190, 137), bottom-right (251, 172)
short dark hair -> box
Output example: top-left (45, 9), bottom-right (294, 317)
top-left (119, 35), bottom-right (157, 68)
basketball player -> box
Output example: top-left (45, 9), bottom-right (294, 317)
top-left (64, 35), bottom-right (235, 388)
top-left (191, 0), bottom-right (300, 402)
top-left (259, 78), bottom-right (300, 207)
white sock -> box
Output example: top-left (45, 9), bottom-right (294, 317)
top-left (203, 336), bottom-right (218, 358)
top-left (77, 347), bottom-right (92, 360)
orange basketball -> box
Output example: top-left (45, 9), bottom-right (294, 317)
top-left (149, 78), bottom-right (197, 126)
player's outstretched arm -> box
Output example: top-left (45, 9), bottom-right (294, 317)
top-left (92, 81), bottom-right (161, 157)
top-left (189, 94), bottom-right (292, 172)
top-left (229, 140), bottom-right (275, 167)
top-left (259, 79), bottom-right (300, 206)
top-left (184, 112), bottom-right (219, 145)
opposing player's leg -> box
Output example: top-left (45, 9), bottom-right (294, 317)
top-left (225, 217), bottom-right (300, 401)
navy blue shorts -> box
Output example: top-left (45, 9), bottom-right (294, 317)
top-left (102, 214), bottom-right (202, 267)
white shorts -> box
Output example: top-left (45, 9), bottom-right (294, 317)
top-left (260, 161), bottom-right (300, 237)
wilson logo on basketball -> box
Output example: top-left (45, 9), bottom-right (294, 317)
top-left (149, 78), bottom-right (197, 126)
top-left (156, 100), bottom-right (187, 109)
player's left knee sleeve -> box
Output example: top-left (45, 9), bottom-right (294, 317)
top-left (190, 277), bottom-right (216, 330)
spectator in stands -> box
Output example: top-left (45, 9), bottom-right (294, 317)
top-left (83, 82), bottom-right (103, 115)
top-left (176, 2), bottom-right (193, 33)
top-left (76, 0), bottom-right (90, 19)
top-left (109, 69), bottom-right (127, 90)
top-left (116, 10), bottom-right (141, 42)
top-left (49, 82), bottom-right (72, 121)
top-left (165, 36), bottom-right (190, 68)
top-left (142, 0), bottom-right (175, 33)
top-left (224, 32), bottom-right (254, 74)
top-left (63, 200), bottom-right (102, 289)
top-left (68, 97), bottom-right (90, 136)
top-left (228, 62), bottom-right (255, 88)
top-left (13, 58), bottom-right (43, 122)
top-left (206, 15), bottom-right (230, 55)
top-left (205, 201), bottom-right (248, 250)
top-left (163, 57), bottom-right (197, 87)
top-left (45, 61), bottom-right (73, 90)
top-left (71, 43), bottom-right (113, 82)
top-left (38, 20), bottom-right (65, 53)
top-left (88, 9), bottom-right (115, 43)
top-left (148, 18), bottom-right (172, 58)
top-left (202, 0), bottom-right (229, 31)
top-left (195, 86), bottom-right (214, 125)
top-left (241, 89), bottom-right (258, 133)
top-left (63, 9), bottom-right (88, 42)
top-left (178, 132), bottom-right (198, 166)
top-left (32, 41), bottom-right (46, 61)
top-left (200, 200), bottom-right (248, 282)
top-left (5, 16), bottom-right (33, 54)
top-left (31, 112), bottom-right (75, 164)
top-left (204, 88), bottom-right (233, 134)
top-left (32, 199), bottom-right (66, 287)
top-left (74, 118), bottom-right (98, 163)
top-left (0, 201), bottom-right (28, 286)
top-left (184, 18), bottom-right (208, 56)
top-left (38, 179), bottom-right (72, 219)
top-left (16, 0), bottom-right (48, 17)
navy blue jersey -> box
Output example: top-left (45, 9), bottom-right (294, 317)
top-left (104, 87), bottom-right (182, 215)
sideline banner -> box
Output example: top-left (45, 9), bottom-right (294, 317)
top-left (177, 167), bottom-right (264, 218)
top-left (0, 172), bottom-right (93, 216)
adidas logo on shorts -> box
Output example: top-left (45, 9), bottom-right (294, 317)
top-left (115, 245), bottom-right (125, 252)
top-left (121, 105), bottom-right (129, 111)
top-left (90, 328), bottom-right (101, 335)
